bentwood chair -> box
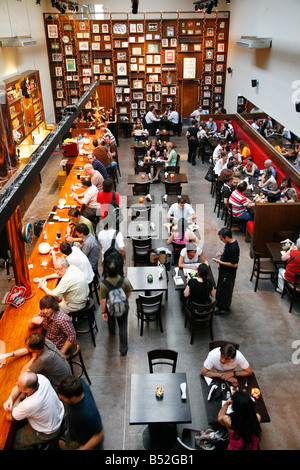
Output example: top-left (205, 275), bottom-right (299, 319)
top-left (132, 237), bottom-right (152, 266)
top-left (184, 300), bottom-right (216, 344)
top-left (147, 349), bottom-right (178, 373)
top-left (71, 297), bottom-right (98, 347)
top-left (208, 340), bottom-right (240, 351)
top-left (250, 245), bottom-right (278, 292)
top-left (281, 273), bottom-right (300, 313)
top-left (136, 292), bottom-right (164, 336)
top-left (132, 182), bottom-right (150, 195)
top-left (164, 182), bottom-right (182, 195)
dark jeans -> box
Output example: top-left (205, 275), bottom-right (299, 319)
top-left (188, 141), bottom-right (198, 165)
top-left (216, 267), bottom-right (237, 311)
top-left (108, 311), bottom-right (128, 355)
top-left (236, 210), bottom-right (253, 233)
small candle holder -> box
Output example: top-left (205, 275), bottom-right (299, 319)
top-left (251, 388), bottom-right (261, 399)
top-left (170, 173), bottom-right (175, 179)
top-left (147, 274), bottom-right (153, 283)
top-left (139, 197), bottom-right (144, 203)
top-left (141, 174), bottom-right (145, 179)
top-left (155, 386), bottom-right (164, 398)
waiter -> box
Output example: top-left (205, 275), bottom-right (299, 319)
top-left (213, 227), bottom-right (240, 315)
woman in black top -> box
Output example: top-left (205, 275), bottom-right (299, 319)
top-left (106, 107), bottom-right (119, 147)
top-left (186, 119), bottom-right (199, 166)
top-left (184, 263), bottom-right (215, 305)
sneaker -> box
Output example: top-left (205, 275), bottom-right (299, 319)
top-left (276, 288), bottom-right (283, 294)
top-left (215, 309), bottom-right (225, 315)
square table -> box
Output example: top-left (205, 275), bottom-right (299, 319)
top-left (173, 267), bottom-right (215, 291)
top-left (266, 241), bottom-right (284, 266)
top-left (200, 373), bottom-right (270, 427)
top-left (161, 195), bottom-right (190, 206)
top-left (128, 174), bottom-right (153, 184)
top-left (130, 372), bottom-right (192, 449)
top-left (162, 173), bottom-right (188, 184)
top-left (126, 195), bottom-right (154, 208)
top-left (127, 266), bottom-right (168, 297)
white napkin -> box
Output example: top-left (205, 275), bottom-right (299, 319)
top-left (207, 384), bottom-right (218, 401)
top-left (180, 382), bottom-right (187, 400)
top-left (281, 239), bottom-right (292, 244)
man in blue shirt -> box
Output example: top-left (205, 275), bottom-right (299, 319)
top-left (87, 153), bottom-right (108, 180)
top-left (57, 376), bottom-right (104, 450)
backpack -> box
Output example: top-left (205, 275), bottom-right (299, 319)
top-left (103, 231), bottom-right (124, 276)
top-left (105, 192), bottom-right (123, 228)
top-left (102, 276), bottom-right (128, 317)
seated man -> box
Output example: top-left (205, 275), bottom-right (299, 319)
top-left (228, 181), bottom-right (255, 233)
top-left (92, 140), bottom-right (117, 171)
top-left (206, 117), bottom-right (217, 136)
top-left (221, 176), bottom-right (233, 208)
top-left (178, 242), bottom-right (209, 271)
top-left (102, 133), bottom-right (118, 171)
top-left (145, 105), bottom-right (160, 134)
top-left (263, 159), bottom-right (277, 180)
top-left (3, 372), bottom-right (65, 450)
top-left (71, 177), bottom-right (100, 221)
top-left (87, 153), bottom-right (109, 180)
top-left (28, 295), bottom-right (76, 356)
top-left (83, 163), bottom-right (104, 192)
top-left (73, 223), bottom-right (100, 272)
top-left (201, 342), bottom-right (252, 385)
top-left (166, 198), bottom-right (196, 224)
top-left (57, 376), bottom-right (104, 450)
top-left (190, 104), bottom-right (203, 122)
top-left (55, 241), bottom-right (94, 285)
top-left (167, 106), bottom-right (179, 133)
top-left (66, 207), bottom-right (95, 239)
top-left (38, 257), bottom-right (89, 314)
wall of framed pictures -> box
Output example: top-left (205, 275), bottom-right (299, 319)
top-left (44, 12), bottom-right (229, 122)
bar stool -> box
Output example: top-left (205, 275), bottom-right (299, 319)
top-left (71, 297), bottom-right (98, 347)
top-left (89, 270), bottom-right (100, 305)
top-left (67, 341), bottom-right (91, 385)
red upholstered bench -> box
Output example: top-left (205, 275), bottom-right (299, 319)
top-left (245, 220), bottom-right (254, 242)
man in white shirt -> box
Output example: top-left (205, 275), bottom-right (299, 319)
top-left (190, 105), bottom-right (203, 122)
top-left (38, 257), bottom-right (89, 314)
top-left (98, 221), bottom-right (126, 263)
top-left (84, 163), bottom-right (104, 192)
top-left (3, 372), bottom-right (64, 450)
top-left (71, 177), bottom-right (101, 220)
top-left (201, 343), bottom-right (252, 385)
top-left (145, 105), bottom-right (160, 134)
top-left (57, 241), bottom-right (94, 284)
top-left (251, 117), bottom-right (260, 131)
top-left (213, 139), bottom-right (227, 164)
top-left (166, 198), bottom-right (196, 223)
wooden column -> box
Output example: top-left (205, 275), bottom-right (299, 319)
top-left (6, 206), bottom-right (32, 297)
top-left (0, 99), bottom-right (17, 177)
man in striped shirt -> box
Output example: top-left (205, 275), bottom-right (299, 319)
top-left (228, 181), bottom-right (255, 233)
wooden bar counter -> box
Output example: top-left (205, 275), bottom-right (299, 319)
top-left (0, 153), bottom-right (88, 449)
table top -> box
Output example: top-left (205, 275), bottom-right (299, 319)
top-left (162, 173), bottom-right (188, 184)
top-left (130, 372), bottom-right (192, 425)
top-left (173, 266), bottom-right (215, 290)
top-left (127, 195), bottom-right (154, 208)
top-left (128, 174), bottom-right (153, 184)
top-left (127, 266), bottom-right (168, 292)
top-left (161, 195), bottom-right (190, 206)
top-left (200, 373), bottom-right (270, 425)
top-left (266, 241), bottom-right (284, 263)
top-left (131, 141), bottom-right (176, 149)
top-left (0, 153), bottom-right (89, 449)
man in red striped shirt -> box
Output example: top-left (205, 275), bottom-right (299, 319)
top-left (228, 181), bottom-right (255, 233)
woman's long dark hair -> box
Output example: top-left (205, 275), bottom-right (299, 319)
top-left (230, 391), bottom-right (261, 449)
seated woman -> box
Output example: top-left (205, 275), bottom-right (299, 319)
top-left (238, 140), bottom-right (251, 163)
top-left (219, 123), bottom-right (233, 142)
top-left (178, 242), bottom-right (209, 271)
top-left (183, 263), bottom-right (215, 306)
top-left (218, 391), bottom-right (261, 451)
top-left (153, 141), bottom-right (177, 181)
top-left (132, 118), bottom-right (149, 141)
top-left (285, 187), bottom-right (299, 203)
top-left (267, 176), bottom-right (291, 202)
top-left (167, 218), bottom-right (199, 246)
top-left (276, 237), bottom-right (300, 293)
top-left (243, 157), bottom-right (259, 177)
top-left (147, 138), bottom-right (161, 159)
top-left (258, 167), bottom-right (278, 191)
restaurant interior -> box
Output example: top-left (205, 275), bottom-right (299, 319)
top-left (0, 0), bottom-right (299, 452)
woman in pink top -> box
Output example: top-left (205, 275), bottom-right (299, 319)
top-left (166, 218), bottom-right (199, 245)
top-left (218, 391), bottom-right (261, 450)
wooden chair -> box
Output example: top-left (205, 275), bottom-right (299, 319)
top-left (272, 231), bottom-right (294, 242)
top-left (250, 245), bottom-right (278, 292)
top-left (136, 292), bottom-right (163, 336)
top-left (164, 165), bottom-right (180, 173)
top-left (281, 273), bottom-right (300, 313)
top-left (132, 182), bottom-right (150, 195)
top-left (184, 300), bottom-right (216, 344)
top-left (134, 165), bottom-right (151, 174)
top-left (131, 205), bottom-right (151, 222)
top-left (147, 349), bottom-right (178, 373)
top-left (67, 341), bottom-right (91, 385)
top-left (226, 203), bottom-right (241, 232)
top-left (172, 241), bottom-right (185, 265)
top-left (214, 181), bottom-right (224, 218)
top-left (132, 237), bottom-right (152, 266)
top-left (164, 182), bottom-right (182, 195)
top-left (71, 297), bottom-right (98, 347)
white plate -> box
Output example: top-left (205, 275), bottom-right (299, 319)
top-left (33, 277), bottom-right (40, 283)
top-left (188, 224), bottom-right (199, 231)
top-left (58, 199), bottom-right (66, 206)
top-left (38, 242), bottom-right (51, 254)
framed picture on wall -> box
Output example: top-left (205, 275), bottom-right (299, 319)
top-left (52, 53), bottom-right (62, 61)
top-left (57, 90), bottom-right (64, 99)
top-left (217, 54), bottom-right (225, 62)
top-left (206, 50), bottom-right (213, 60)
top-left (119, 107), bottom-right (127, 114)
top-left (102, 24), bottom-right (109, 33)
top-left (48, 24), bottom-right (58, 38)
top-left (117, 52), bottom-right (127, 60)
top-left (148, 23), bottom-right (158, 31)
top-left (205, 40), bottom-right (213, 48)
top-left (92, 24), bottom-right (99, 33)
top-left (146, 93), bottom-right (153, 102)
top-left (66, 59), bottom-right (76, 72)
top-left (55, 67), bottom-right (62, 76)
top-left (92, 43), bottom-right (100, 50)
top-left (140, 101), bottom-right (146, 109)
top-left (137, 23), bottom-right (143, 33)
top-left (165, 50), bottom-right (175, 63)
top-left (206, 27), bottom-right (214, 36)
top-left (217, 43), bottom-right (225, 52)
top-left (93, 64), bottom-right (100, 74)
top-left (50, 43), bottom-right (60, 50)
top-left (133, 92), bottom-right (143, 100)
top-left (56, 80), bottom-right (63, 88)
top-left (117, 63), bottom-right (127, 75)
top-left (79, 42), bottom-right (89, 50)
top-left (166, 26), bottom-right (175, 37)
top-left (146, 83), bottom-right (152, 92)
top-left (218, 33), bottom-right (224, 40)
top-left (147, 43), bottom-right (159, 54)
top-left (65, 45), bottom-right (73, 55)
top-left (205, 63), bottom-right (212, 72)
top-left (216, 64), bottom-right (224, 72)
top-left (216, 75), bottom-right (223, 84)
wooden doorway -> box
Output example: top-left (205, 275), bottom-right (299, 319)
top-left (95, 82), bottom-right (114, 111)
top-left (180, 81), bottom-right (199, 118)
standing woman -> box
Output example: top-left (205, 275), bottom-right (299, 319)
top-left (218, 391), bottom-right (261, 450)
top-left (186, 118), bottom-right (199, 166)
top-left (106, 107), bottom-right (119, 147)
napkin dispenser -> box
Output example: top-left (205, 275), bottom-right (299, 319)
top-left (180, 382), bottom-right (187, 400)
